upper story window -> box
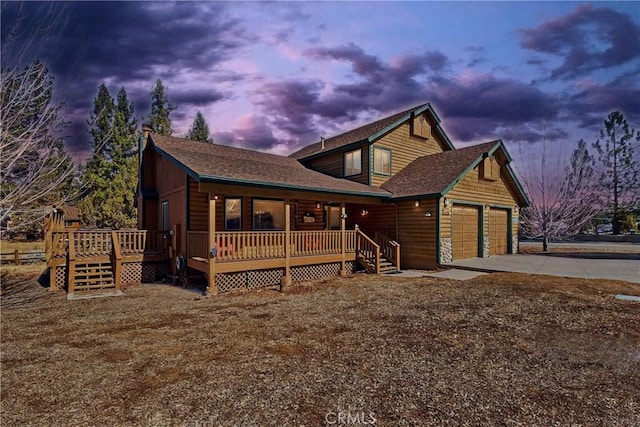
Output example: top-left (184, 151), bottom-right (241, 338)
top-left (373, 147), bottom-right (391, 175)
top-left (344, 149), bottom-right (362, 176)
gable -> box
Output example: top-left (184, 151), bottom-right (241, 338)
top-left (370, 115), bottom-right (449, 187)
top-left (290, 103), bottom-right (454, 161)
top-left (446, 162), bottom-right (519, 207)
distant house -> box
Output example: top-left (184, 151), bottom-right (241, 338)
top-left (137, 103), bottom-right (529, 295)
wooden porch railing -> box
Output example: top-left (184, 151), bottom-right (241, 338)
top-left (73, 230), bottom-right (112, 258)
top-left (47, 231), bottom-right (69, 264)
top-left (186, 230), bottom-right (358, 262)
top-left (375, 231), bottom-right (401, 271)
top-left (355, 228), bottom-right (380, 274)
top-left (118, 229), bottom-right (169, 255)
top-left (214, 231), bottom-right (286, 261)
top-left (46, 230), bottom-right (169, 262)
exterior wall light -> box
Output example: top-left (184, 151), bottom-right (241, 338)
top-left (424, 211), bottom-right (432, 217)
top-left (316, 202), bottom-right (321, 209)
top-left (361, 209), bottom-right (369, 216)
top-left (414, 200), bottom-right (420, 207)
top-left (443, 198), bottom-right (450, 207)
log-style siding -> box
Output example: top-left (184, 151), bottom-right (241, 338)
top-left (156, 156), bottom-right (187, 255)
top-left (397, 199), bottom-right (438, 268)
top-left (346, 204), bottom-right (396, 237)
top-left (302, 143), bottom-right (369, 185)
top-left (370, 122), bottom-right (447, 187)
top-left (188, 178), bottom-right (208, 231)
top-left (296, 200), bottom-right (324, 231)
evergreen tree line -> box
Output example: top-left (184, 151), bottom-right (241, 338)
top-left (78, 79), bottom-right (213, 229)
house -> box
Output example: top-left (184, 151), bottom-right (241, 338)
top-left (137, 103), bottom-right (529, 295)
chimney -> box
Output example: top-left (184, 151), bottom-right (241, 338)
top-left (142, 123), bottom-right (152, 141)
top-left (320, 136), bottom-right (325, 150)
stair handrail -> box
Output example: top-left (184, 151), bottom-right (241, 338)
top-left (374, 230), bottom-right (401, 271)
top-left (355, 227), bottom-right (381, 274)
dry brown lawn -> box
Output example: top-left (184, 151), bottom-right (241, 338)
top-left (2, 269), bottom-right (639, 426)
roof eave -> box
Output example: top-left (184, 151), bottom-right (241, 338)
top-left (198, 174), bottom-right (393, 199)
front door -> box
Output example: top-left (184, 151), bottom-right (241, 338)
top-left (324, 206), bottom-right (341, 230)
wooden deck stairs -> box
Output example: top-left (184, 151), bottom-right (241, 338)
top-left (68, 259), bottom-right (122, 300)
top-left (355, 229), bottom-right (401, 274)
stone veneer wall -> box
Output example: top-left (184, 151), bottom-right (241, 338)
top-left (483, 235), bottom-right (490, 258)
top-left (512, 236), bottom-right (519, 254)
top-left (440, 238), bottom-right (452, 264)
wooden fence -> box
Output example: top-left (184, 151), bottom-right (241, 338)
top-left (0, 250), bottom-right (46, 265)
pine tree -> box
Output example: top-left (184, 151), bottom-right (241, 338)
top-left (186, 111), bottom-right (212, 142)
top-left (79, 83), bottom-right (114, 227)
top-left (107, 87), bottom-right (138, 228)
top-left (79, 85), bottom-right (138, 228)
top-left (593, 111), bottom-right (640, 234)
top-left (149, 79), bottom-right (175, 135)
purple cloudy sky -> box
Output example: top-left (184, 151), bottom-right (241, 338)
top-left (2, 1), bottom-right (639, 162)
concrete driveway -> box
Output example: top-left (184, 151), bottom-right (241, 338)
top-left (449, 253), bottom-right (640, 284)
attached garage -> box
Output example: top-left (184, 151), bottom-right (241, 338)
top-left (489, 208), bottom-right (509, 255)
top-left (452, 204), bottom-right (480, 260)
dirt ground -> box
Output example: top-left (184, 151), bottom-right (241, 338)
top-left (2, 267), bottom-right (639, 426)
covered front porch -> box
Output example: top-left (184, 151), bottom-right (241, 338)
top-left (182, 185), bottom-right (400, 295)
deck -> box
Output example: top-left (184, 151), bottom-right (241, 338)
top-left (186, 230), bottom-right (357, 274)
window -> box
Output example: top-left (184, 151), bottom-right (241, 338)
top-left (225, 198), bottom-right (242, 230)
top-left (373, 147), bottom-right (391, 175)
top-left (161, 201), bottom-right (168, 231)
top-left (344, 149), bottom-right (362, 176)
top-left (253, 199), bottom-right (285, 230)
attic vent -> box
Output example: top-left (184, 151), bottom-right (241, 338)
top-left (481, 156), bottom-right (500, 181)
top-left (411, 114), bottom-right (431, 139)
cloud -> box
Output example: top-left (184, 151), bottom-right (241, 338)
top-left (213, 114), bottom-right (280, 151)
top-left (2, 2), bottom-right (253, 158)
top-left (425, 72), bottom-right (561, 142)
top-left (253, 42), bottom-right (568, 147)
top-left (568, 70), bottom-right (640, 128)
top-left (519, 4), bottom-right (640, 79)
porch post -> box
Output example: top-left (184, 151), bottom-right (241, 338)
top-left (281, 199), bottom-right (292, 289)
top-left (206, 194), bottom-right (217, 297)
top-left (339, 201), bottom-right (347, 276)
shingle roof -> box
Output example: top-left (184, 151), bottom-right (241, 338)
top-left (381, 141), bottom-right (501, 198)
top-left (289, 104), bottom-right (432, 160)
top-left (149, 134), bottom-right (391, 198)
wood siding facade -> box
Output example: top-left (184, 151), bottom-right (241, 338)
top-left (397, 199), bottom-right (438, 268)
top-left (302, 142), bottom-right (370, 185)
top-left (370, 121), bottom-right (447, 187)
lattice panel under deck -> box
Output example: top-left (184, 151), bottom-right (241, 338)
top-left (291, 263), bottom-right (338, 282)
top-left (122, 263), bottom-right (142, 285)
top-left (247, 269), bottom-right (283, 290)
top-left (215, 269), bottom-right (284, 294)
top-left (216, 272), bottom-right (248, 294)
top-left (143, 262), bottom-right (169, 282)
top-left (55, 266), bottom-right (66, 290)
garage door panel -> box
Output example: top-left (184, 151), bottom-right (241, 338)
top-left (489, 208), bottom-right (508, 255)
top-left (452, 205), bottom-right (479, 260)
